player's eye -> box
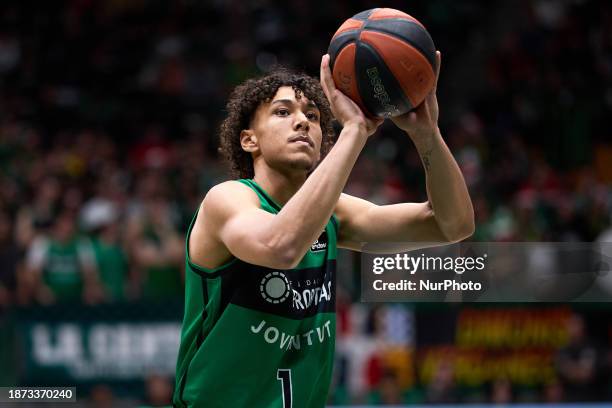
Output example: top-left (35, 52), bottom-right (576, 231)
top-left (275, 108), bottom-right (290, 116)
top-left (306, 111), bottom-right (319, 121)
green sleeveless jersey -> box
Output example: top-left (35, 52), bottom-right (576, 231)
top-left (174, 179), bottom-right (338, 408)
top-left (43, 238), bottom-right (89, 300)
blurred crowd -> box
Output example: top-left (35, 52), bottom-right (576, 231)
top-left (0, 0), bottom-right (611, 405)
top-left (333, 308), bottom-right (612, 405)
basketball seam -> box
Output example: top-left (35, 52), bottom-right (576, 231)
top-left (334, 41), bottom-right (371, 117)
top-left (364, 28), bottom-right (435, 70)
top-left (352, 8), bottom-right (376, 21)
top-left (369, 12), bottom-right (425, 29)
top-left (330, 29), bottom-right (359, 42)
top-left (334, 27), bottom-right (359, 37)
top-left (351, 39), bottom-right (374, 117)
top-left (363, 19), bottom-right (436, 69)
top-left (328, 30), bottom-right (358, 71)
top-left (332, 19), bottom-right (364, 37)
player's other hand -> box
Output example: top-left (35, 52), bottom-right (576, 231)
top-left (392, 50), bottom-right (441, 140)
top-left (320, 54), bottom-right (383, 137)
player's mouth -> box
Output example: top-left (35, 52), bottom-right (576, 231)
top-left (288, 133), bottom-right (314, 148)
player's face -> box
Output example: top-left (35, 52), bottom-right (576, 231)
top-left (247, 86), bottom-right (323, 174)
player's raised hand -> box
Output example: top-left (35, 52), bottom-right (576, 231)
top-left (392, 50), bottom-right (441, 140)
top-left (320, 54), bottom-right (383, 137)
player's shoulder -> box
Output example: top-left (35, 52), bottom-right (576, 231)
top-left (201, 180), bottom-right (260, 216)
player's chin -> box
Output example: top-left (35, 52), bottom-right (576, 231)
top-left (286, 155), bottom-right (317, 172)
top-left (288, 146), bottom-right (317, 158)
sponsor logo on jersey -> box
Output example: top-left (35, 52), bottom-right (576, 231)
top-left (259, 271), bottom-right (291, 304)
top-left (259, 271), bottom-right (333, 312)
top-left (292, 280), bottom-right (332, 311)
top-left (310, 229), bottom-right (328, 252)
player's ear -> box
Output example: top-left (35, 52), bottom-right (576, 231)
top-left (240, 129), bottom-right (259, 153)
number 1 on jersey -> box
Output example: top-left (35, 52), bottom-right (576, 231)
top-left (277, 369), bottom-right (292, 408)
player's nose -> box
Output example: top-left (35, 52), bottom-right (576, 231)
top-left (293, 111), bottom-right (310, 132)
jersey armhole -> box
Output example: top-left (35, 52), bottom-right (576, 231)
top-left (185, 206), bottom-right (238, 276)
top-left (187, 180), bottom-right (267, 275)
top-left (331, 213), bottom-right (340, 233)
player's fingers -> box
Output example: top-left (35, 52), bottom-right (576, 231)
top-left (320, 54), bottom-right (336, 98)
top-left (319, 55), bottom-right (330, 98)
top-left (433, 51), bottom-right (441, 90)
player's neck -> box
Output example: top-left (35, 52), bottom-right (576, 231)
top-left (252, 168), bottom-right (307, 207)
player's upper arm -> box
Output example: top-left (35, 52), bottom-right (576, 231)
top-left (200, 181), bottom-right (296, 269)
top-left (334, 193), bottom-right (451, 253)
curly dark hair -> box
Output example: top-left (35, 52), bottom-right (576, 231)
top-left (219, 68), bottom-right (335, 179)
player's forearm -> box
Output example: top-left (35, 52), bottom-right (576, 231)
top-left (274, 123), bottom-right (368, 264)
top-left (412, 128), bottom-right (474, 241)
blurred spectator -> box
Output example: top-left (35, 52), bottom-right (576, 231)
top-left (490, 377), bottom-right (513, 404)
top-left (24, 209), bottom-right (105, 304)
top-left (144, 373), bottom-right (173, 407)
top-left (368, 369), bottom-right (406, 405)
top-left (15, 177), bottom-right (61, 249)
top-left (555, 313), bottom-right (606, 401)
top-left (88, 384), bottom-right (116, 408)
top-left (81, 199), bottom-right (129, 302)
top-left (425, 359), bottom-right (459, 404)
top-left (542, 379), bottom-right (565, 403)
top-left (0, 209), bottom-right (24, 307)
top-left (126, 197), bottom-right (183, 299)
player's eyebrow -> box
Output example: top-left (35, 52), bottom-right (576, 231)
top-left (271, 99), bottom-right (319, 110)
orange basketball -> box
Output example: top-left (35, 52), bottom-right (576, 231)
top-left (328, 8), bottom-right (436, 118)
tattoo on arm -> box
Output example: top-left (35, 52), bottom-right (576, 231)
top-left (422, 148), bottom-right (433, 172)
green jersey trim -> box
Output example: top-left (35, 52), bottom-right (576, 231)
top-left (238, 179), bottom-right (282, 211)
top-left (240, 178), bottom-right (341, 231)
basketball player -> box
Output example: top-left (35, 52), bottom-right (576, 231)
top-left (173, 51), bottom-right (473, 407)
